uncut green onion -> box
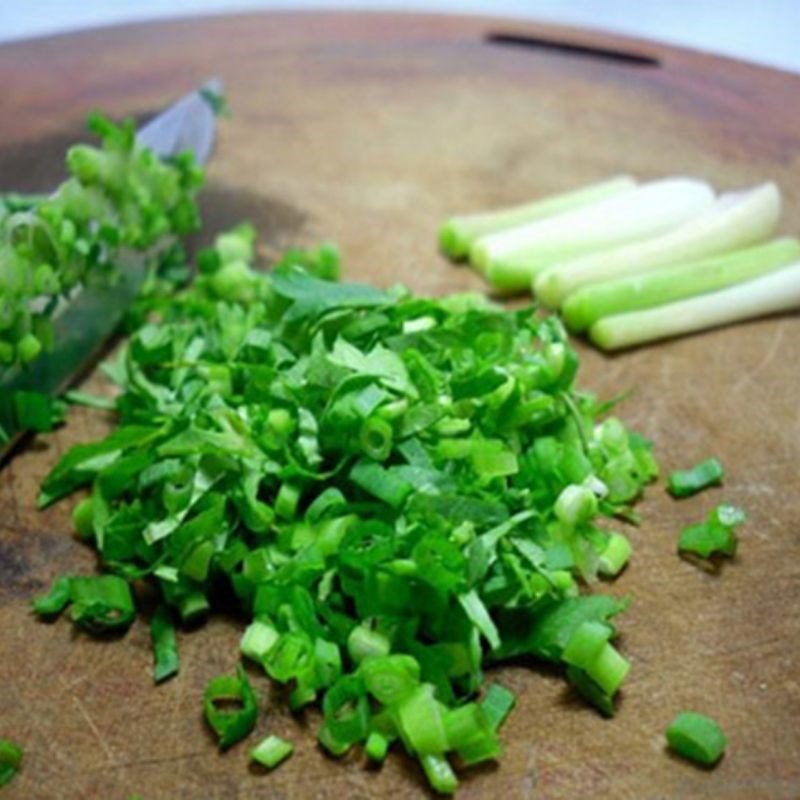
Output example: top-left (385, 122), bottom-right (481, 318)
top-left (666, 711), bottom-right (727, 766)
top-left (590, 260), bottom-right (800, 350)
top-left (668, 458), bottom-right (724, 498)
top-left (439, 175), bottom-right (637, 260)
top-left (250, 735), bottom-right (294, 770)
top-left (203, 666), bottom-right (258, 750)
top-left (471, 178), bottom-right (714, 293)
top-left (562, 236), bottom-right (798, 331)
top-left (537, 182), bottom-right (782, 310)
top-left (0, 738), bottom-right (22, 788)
top-left (150, 605), bottom-right (179, 683)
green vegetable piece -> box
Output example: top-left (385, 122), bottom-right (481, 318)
top-left (420, 753), bottom-right (458, 795)
top-left (150, 605), bottom-right (179, 683)
top-left (562, 621), bottom-right (612, 669)
top-left (32, 575), bottom-right (72, 617)
top-left (668, 458), bottom-right (725, 498)
top-left (361, 655), bottom-right (421, 706)
top-left (203, 666), bottom-right (258, 750)
top-left (565, 665), bottom-right (616, 717)
top-left (597, 533), bottom-right (632, 577)
top-left (250, 735), bottom-right (294, 770)
top-left (365, 731), bottom-right (390, 762)
top-left (678, 503), bottom-right (746, 560)
top-left (0, 738), bottom-right (22, 787)
top-left (479, 684), bottom-right (516, 731)
top-left (69, 575), bottom-right (135, 634)
top-left (666, 711), bottom-right (727, 767)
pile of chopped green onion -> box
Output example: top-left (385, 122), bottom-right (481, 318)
top-left (441, 177), bottom-right (800, 348)
top-left (33, 220), bottom-right (660, 793)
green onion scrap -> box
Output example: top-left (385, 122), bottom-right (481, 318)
top-left (668, 458), bottom-right (724, 498)
top-left (0, 738), bottom-right (22, 787)
top-left (666, 711), bottom-right (727, 767)
top-left (678, 504), bottom-right (746, 560)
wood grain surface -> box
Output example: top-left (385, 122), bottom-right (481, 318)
top-left (1, 12), bottom-right (799, 800)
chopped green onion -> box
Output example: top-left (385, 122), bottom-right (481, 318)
top-left (240, 619), bottom-right (280, 663)
top-left (562, 621), bottom-right (612, 669)
top-left (68, 575), bottom-right (135, 633)
top-left (32, 575), bottom-right (72, 617)
top-left (678, 504), bottom-right (746, 560)
top-left (250, 735), bottom-right (294, 770)
top-left (361, 655), bottom-right (421, 706)
top-left (347, 624), bottom-right (391, 664)
top-left (150, 605), bottom-right (179, 683)
top-left (365, 731), bottom-right (390, 762)
top-left (359, 417), bottom-right (394, 461)
top-left (666, 711), bottom-right (727, 766)
top-left (668, 458), bottom-right (725, 498)
top-left (597, 533), bottom-right (632, 577)
top-left (0, 739), bottom-right (22, 787)
top-left (480, 684), bottom-right (516, 731)
top-left (322, 675), bottom-right (370, 746)
top-left (203, 666), bottom-right (258, 750)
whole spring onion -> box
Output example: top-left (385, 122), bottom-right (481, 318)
top-left (535, 182), bottom-right (781, 308)
top-left (439, 176), bottom-right (637, 260)
top-left (590, 260), bottom-right (800, 350)
top-left (666, 711), bottom-right (727, 767)
top-left (562, 236), bottom-right (799, 332)
top-left (470, 178), bottom-right (715, 293)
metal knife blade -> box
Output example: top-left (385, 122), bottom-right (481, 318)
top-left (0, 79), bottom-right (222, 463)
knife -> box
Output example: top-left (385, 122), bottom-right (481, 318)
top-left (0, 78), bottom-right (222, 464)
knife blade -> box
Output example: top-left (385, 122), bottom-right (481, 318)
top-left (0, 79), bottom-right (222, 463)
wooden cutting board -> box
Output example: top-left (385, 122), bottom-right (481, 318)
top-left (1, 12), bottom-right (799, 800)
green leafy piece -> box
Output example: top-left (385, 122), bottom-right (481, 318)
top-left (68, 575), bottom-right (135, 633)
top-left (668, 458), bottom-right (725, 498)
top-left (666, 711), bottom-right (727, 767)
top-left (32, 575), bottom-right (73, 617)
top-left (0, 738), bottom-right (22, 788)
top-left (150, 605), bottom-right (179, 683)
top-left (34, 233), bottom-right (660, 792)
top-left (678, 504), bottom-right (746, 560)
top-left (203, 666), bottom-right (258, 750)
top-left (480, 683), bottom-right (516, 731)
top-left (250, 735), bottom-right (294, 770)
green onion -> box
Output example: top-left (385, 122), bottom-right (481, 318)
top-left (597, 533), bottom-right (632, 576)
top-left (668, 458), bottom-right (724, 498)
top-left (439, 176), bottom-right (636, 260)
top-left (150, 605), bottom-right (179, 683)
top-left (666, 711), bottom-right (727, 766)
top-left (479, 684), bottom-right (516, 731)
top-left (590, 260), bottom-right (800, 350)
top-left (678, 504), bottom-right (746, 560)
top-left (361, 655), bottom-right (421, 706)
top-left (537, 182), bottom-right (782, 309)
top-left (250, 735), bottom-right (294, 770)
top-left (32, 575), bottom-right (72, 617)
top-left (359, 416), bottom-right (394, 461)
top-left (561, 236), bottom-right (798, 331)
top-left (471, 178), bottom-right (714, 293)
top-left (203, 666), bottom-right (258, 750)
top-left (365, 731), bottom-right (390, 762)
top-left (68, 575), bottom-right (135, 633)
top-left (420, 753), bottom-right (459, 795)
top-left (0, 739), bottom-right (22, 787)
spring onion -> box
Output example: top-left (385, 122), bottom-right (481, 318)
top-left (590, 260), bottom-right (800, 349)
top-left (203, 667), bottom-right (258, 750)
top-left (439, 176), bottom-right (637, 260)
top-left (0, 739), bottom-right (22, 787)
top-left (563, 236), bottom-right (799, 332)
top-left (150, 605), bottom-right (180, 683)
top-left (36, 223), bottom-right (659, 791)
top-left (470, 178), bottom-right (715, 293)
top-left (668, 458), bottom-right (724, 498)
top-left (536, 182), bottom-right (781, 308)
top-left (678, 504), bottom-right (746, 560)
top-left (250, 735), bottom-right (294, 770)
top-left (666, 711), bottom-right (727, 766)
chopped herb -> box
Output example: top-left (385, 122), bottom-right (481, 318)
top-left (0, 738), bottom-right (22, 787)
top-left (668, 458), bottom-right (725, 498)
top-left (250, 735), bottom-right (294, 770)
top-left (203, 666), bottom-right (258, 750)
top-left (679, 504), bottom-right (746, 560)
top-left (150, 605), bottom-right (180, 683)
top-left (666, 711), bottom-right (727, 766)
